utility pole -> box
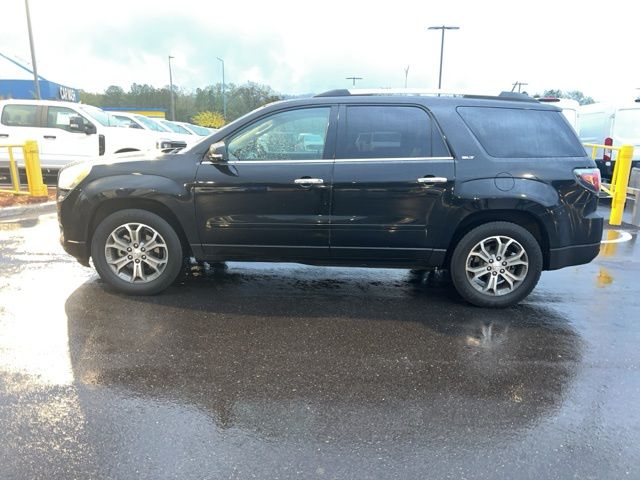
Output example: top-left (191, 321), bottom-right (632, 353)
top-left (217, 57), bottom-right (226, 119)
top-left (428, 25), bottom-right (460, 90)
top-left (346, 76), bottom-right (363, 87)
top-left (404, 65), bottom-right (410, 88)
top-left (24, 0), bottom-right (41, 99)
top-left (168, 55), bottom-right (175, 120)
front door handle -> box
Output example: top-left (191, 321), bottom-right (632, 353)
top-left (294, 178), bottom-right (324, 185)
top-left (417, 176), bottom-right (448, 184)
top-left (0, 134), bottom-right (8, 138)
top-left (43, 135), bottom-right (57, 140)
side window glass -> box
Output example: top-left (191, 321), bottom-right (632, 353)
top-left (47, 107), bottom-right (89, 132)
top-left (1, 104), bottom-right (38, 127)
top-left (227, 107), bottom-right (331, 161)
top-left (339, 105), bottom-right (450, 159)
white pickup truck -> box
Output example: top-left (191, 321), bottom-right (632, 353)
top-left (0, 99), bottom-right (186, 171)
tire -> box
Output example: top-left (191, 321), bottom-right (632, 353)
top-left (450, 222), bottom-right (543, 308)
top-left (91, 209), bottom-right (184, 295)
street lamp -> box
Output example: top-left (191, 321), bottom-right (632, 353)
top-left (24, 0), bottom-right (40, 99)
top-left (346, 76), bottom-right (362, 87)
top-left (217, 57), bottom-right (226, 120)
top-left (428, 25), bottom-right (459, 90)
top-left (168, 55), bottom-right (175, 121)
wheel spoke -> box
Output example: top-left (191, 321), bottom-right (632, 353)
top-left (109, 255), bottom-right (132, 273)
top-left (143, 255), bottom-right (166, 271)
top-left (483, 274), bottom-right (499, 294)
top-left (107, 234), bottom-right (131, 252)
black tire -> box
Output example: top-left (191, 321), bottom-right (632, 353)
top-left (91, 209), bottom-right (184, 295)
top-left (450, 222), bottom-right (543, 308)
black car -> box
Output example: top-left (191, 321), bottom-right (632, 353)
top-left (57, 90), bottom-right (603, 307)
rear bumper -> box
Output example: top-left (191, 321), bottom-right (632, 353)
top-left (547, 241), bottom-right (601, 270)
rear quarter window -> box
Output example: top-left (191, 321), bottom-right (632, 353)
top-left (458, 106), bottom-right (585, 158)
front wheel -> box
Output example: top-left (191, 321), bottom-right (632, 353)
top-left (91, 209), bottom-right (184, 295)
top-left (450, 222), bottom-right (543, 308)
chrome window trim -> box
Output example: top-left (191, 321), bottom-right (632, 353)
top-left (223, 156), bottom-right (454, 165)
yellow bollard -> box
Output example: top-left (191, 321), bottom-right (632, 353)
top-left (22, 140), bottom-right (48, 197)
top-left (609, 145), bottom-right (634, 226)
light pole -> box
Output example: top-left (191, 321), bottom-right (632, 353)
top-left (346, 76), bottom-right (362, 87)
top-left (24, 0), bottom-right (40, 99)
top-left (217, 57), bottom-right (226, 120)
top-left (168, 55), bottom-right (175, 120)
top-left (511, 81), bottom-right (528, 93)
top-left (404, 65), bottom-right (410, 88)
top-left (428, 25), bottom-right (459, 90)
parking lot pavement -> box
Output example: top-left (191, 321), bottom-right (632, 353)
top-left (0, 212), bottom-right (638, 480)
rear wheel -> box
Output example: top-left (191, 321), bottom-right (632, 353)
top-left (91, 209), bottom-right (184, 295)
top-left (450, 222), bottom-right (542, 308)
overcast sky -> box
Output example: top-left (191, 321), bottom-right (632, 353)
top-left (0, 0), bottom-right (638, 102)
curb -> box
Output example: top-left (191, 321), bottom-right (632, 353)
top-left (0, 201), bottom-right (56, 220)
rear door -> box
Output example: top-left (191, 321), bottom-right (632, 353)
top-left (330, 104), bottom-right (455, 262)
top-left (0, 103), bottom-right (40, 166)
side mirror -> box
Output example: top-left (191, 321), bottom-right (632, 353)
top-left (68, 116), bottom-right (85, 133)
top-left (207, 141), bottom-right (227, 162)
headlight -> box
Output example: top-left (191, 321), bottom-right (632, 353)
top-left (58, 163), bottom-right (92, 190)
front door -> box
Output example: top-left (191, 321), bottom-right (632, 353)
top-left (39, 106), bottom-right (98, 168)
top-left (330, 104), bottom-right (455, 262)
top-left (194, 106), bottom-right (336, 261)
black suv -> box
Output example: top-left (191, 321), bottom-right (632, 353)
top-left (57, 90), bottom-right (603, 307)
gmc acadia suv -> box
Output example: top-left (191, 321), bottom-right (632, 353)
top-left (57, 89), bottom-right (603, 307)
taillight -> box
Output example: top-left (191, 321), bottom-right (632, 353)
top-left (574, 168), bottom-right (601, 193)
top-left (603, 137), bottom-right (613, 164)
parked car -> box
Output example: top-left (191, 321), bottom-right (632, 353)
top-left (174, 121), bottom-right (216, 136)
top-left (577, 101), bottom-right (640, 178)
top-left (0, 100), bottom-right (180, 171)
top-left (110, 112), bottom-right (189, 149)
top-left (57, 89), bottom-right (603, 307)
top-left (153, 119), bottom-right (200, 147)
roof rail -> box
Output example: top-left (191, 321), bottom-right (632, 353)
top-left (314, 88), bottom-right (537, 102)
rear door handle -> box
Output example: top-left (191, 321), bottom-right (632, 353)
top-left (294, 178), bottom-right (324, 185)
top-left (0, 134), bottom-right (8, 138)
top-left (44, 135), bottom-right (57, 140)
top-left (417, 176), bottom-right (448, 184)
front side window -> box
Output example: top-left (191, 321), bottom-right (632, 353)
top-left (458, 106), bottom-right (586, 158)
top-left (1, 104), bottom-right (38, 127)
top-left (338, 105), bottom-right (450, 159)
top-left (227, 107), bottom-right (331, 161)
top-left (47, 107), bottom-right (91, 132)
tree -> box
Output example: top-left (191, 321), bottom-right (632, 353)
top-left (540, 89), bottom-right (595, 105)
top-left (192, 111), bottom-right (226, 128)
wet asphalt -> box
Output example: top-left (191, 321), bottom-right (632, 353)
top-left (0, 211), bottom-right (639, 480)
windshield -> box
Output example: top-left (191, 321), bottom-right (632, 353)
top-left (160, 120), bottom-right (192, 134)
top-left (185, 123), bottom-right (211, 136)
top-left (78, 104), bottom-right (120, 127)
top-left (134, 115), bottom-right (169, 132)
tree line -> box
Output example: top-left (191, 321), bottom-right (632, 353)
top-left (80, 82), bottom-right (285, 127)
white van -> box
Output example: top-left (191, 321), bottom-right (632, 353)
top-left (577, 102), bottom-right (640, 178)
top-left (0, 100), bottom-right (184, 171)
top-left (537, 97), bottom-right (580, 131)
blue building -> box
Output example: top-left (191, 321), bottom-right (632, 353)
top-left (0, 52), bottom-right (79, 102)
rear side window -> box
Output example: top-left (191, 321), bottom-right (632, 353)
top-left (1, 104), bottom-right (38, 127)
top-left (458, 106), bottom-right (585, 158)
top-left (338, 105), bottom-right (450, 159)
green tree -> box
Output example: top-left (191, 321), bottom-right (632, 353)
top-left (540, 89), bottom-right (595, 105)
